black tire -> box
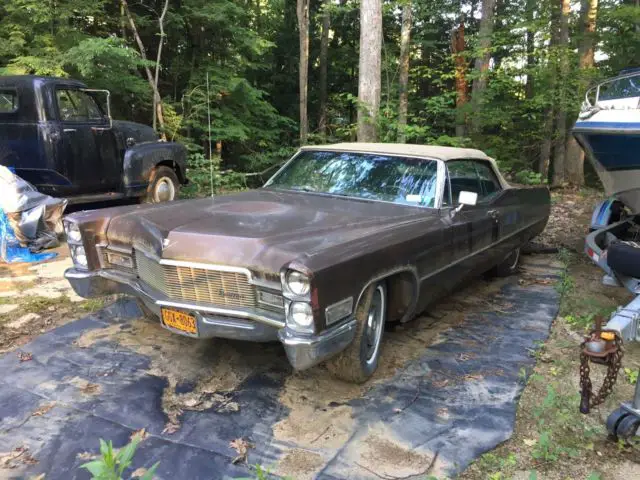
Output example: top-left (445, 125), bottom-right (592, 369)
top-left (607, 241), bottom-right (640, 278)
top-left (492, 247), bottom-right (521, 277)
top-left (145, 166), bottom-right (180, 203)
top-left (325, 282), bottom-right (387, 383)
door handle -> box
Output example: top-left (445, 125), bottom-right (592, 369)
top-left (487, 209), bottom-right (499, 219)
top-left (63, 128), bottom-right (77, 133)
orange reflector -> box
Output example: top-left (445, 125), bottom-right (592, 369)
top-left (600, 332), bottom-right (615, 341)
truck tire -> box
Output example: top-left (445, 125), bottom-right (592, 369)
top-left (145, 166), bottom-right (180, 203)
top-left (326, 282), bottom-right (387, 383)
top-left (492, 247), bottom-right (521, 277)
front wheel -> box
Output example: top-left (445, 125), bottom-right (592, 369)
top-left (326, 282), bottom-right (387, 383)
top-left (493, 247), bottom-right (521, 277)
top-left (145, 166), bottom-right (180, 203)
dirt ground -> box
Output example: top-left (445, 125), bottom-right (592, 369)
top-left (0, 245), bottom-right (111, 354)
top-left (1, 190), bottom-right (639, 479)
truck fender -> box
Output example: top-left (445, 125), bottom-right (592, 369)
top-left (122, 142), bottom-right (187, 190)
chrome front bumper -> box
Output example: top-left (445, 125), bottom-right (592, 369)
top-left (64, 268), bottom-right (356, 370)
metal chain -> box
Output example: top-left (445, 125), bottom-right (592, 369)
top-left (579, 334), bottom-right (624, 411)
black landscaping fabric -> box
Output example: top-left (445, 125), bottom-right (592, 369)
top-left (0, 257), bottom-right (560, 479)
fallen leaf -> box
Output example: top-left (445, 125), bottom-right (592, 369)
top-left (32, 402), bottom-right (56, 417)
top-left (162, 422), bottom-right (181, 435)
top-left (229, 438), bottom-right (252, 464)
top-left (76, 452), bottom-right (96, 461)
top-left (132, 467), bottom-right (148, 478)
top-left (131, 428), bottom-right (148, 442)
top-left (523, 438), bottom-right (537, 446)
top-left (17, 351), bottom-right (32, 362)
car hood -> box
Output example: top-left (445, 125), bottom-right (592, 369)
top-left (104, 189), bottom-right (438, 273)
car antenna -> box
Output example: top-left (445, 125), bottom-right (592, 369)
top-left (207, 70), bottom-right (214, 198)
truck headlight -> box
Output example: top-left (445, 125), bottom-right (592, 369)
top-left (71, 245), bottom-right (88, 269)
top-left (285, 270), bottom-right (310, 296)
top-left (64, 222), bottom-right (82, 244)
top-left (288, 302), bottom-right (314, 333)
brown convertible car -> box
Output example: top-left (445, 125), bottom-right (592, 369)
top-left (64, 143), bottom-right (550, 382)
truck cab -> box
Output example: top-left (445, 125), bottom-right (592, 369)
top-left (0, 75), bottom-right (187, 204)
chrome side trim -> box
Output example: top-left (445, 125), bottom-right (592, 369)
top-left (419, 219), bottom-right (541, 282)
top-left (155, 299), bottom-right (285, 328)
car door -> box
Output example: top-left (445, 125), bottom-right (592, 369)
top-left (442, 159), bottom-right (500, 283)
top-left (55, 88), bottom-right (120, 193)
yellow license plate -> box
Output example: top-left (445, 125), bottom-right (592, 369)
top-left (161, 308), bottom-right (198, 335)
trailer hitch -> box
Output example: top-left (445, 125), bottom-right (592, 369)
top-left (579, 319), bottom-right (624, 414)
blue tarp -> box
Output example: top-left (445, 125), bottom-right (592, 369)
top-left (0, 209), bottom-right (57, 263)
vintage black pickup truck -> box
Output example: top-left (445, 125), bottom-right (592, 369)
top-left (0, 76), bottom-right (187, 204)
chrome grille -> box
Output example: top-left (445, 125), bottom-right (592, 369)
top-left (135, 252), bottom-right (257, 309)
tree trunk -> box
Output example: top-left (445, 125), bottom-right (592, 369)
top-left (566, 0), bottom-right (598, 187)
top-left (121, 0), bottom-right (165, 134)
top-left (551, 0), bottom-right (571, 188)
top-left (397, 3), bottom-right (412, 143)
top-left (470, 0), bottom-right (497, 132)
top-left (357, 0), bottom-right (382, 142)
top-left (297, 0), bottom-right (310, 144)
top-left (318, 0), bottom-right (331, 139)
top-left (524, 0), bottom-right (535, 99)
top-left (451, 22), bottom-right (468, 137)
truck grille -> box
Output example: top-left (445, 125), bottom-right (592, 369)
top-left (135, 252), bottom-right (256, 309)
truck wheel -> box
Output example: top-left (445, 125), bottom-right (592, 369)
top-left (492, 247), bottom-right (521, 277)
top-left (326, 282), bottom-right (387, 383)
top-left (145, 166), bottom-right (180, 203)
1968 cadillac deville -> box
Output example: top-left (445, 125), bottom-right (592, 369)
top-left (64, 143), bottom-right (550, 382)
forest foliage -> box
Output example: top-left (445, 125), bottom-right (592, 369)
top-left (1, 0), bottom-right (638, 193)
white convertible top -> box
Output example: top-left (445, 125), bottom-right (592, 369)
top-left (299, 142), bottom-right (510, 189)
top-left (301, 142), bottom-right (491, 162)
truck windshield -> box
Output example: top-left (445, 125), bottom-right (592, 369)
top-left (265, 150), bottom-right (439, 207)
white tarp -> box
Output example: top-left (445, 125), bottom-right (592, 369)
top-left (0, 166), bottom-right (66, 252)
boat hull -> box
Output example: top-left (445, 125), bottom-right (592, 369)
top-left (573, 109), bottom-right (640, 213)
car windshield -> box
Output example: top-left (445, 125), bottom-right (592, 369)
top-left (265, 150), bottom-right (440, 207)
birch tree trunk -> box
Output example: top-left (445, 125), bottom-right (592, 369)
top-left (397, 2), bottom-right (412, 143)
top-left (357, 0), bottom-right (382, 142)
top-left (470, 0), bottom-right (497, 132)
top-left (551, 0), bottom-right (571, 187)
top-left (451, 22), bottom-right (468, 137)
top-left (318, 0), bottom-right (331, 139)
top-left (121, 0), bottom-right (166, 134)
top-left (565, 0), bottom-right (598, 187)
top-left (297, 0), bottom-right (310, 144)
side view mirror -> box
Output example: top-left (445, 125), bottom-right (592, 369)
top-left (454, 190), bottom-right (478, 214)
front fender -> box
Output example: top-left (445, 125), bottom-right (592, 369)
top-left (122, 142), bottom-right (187, 190)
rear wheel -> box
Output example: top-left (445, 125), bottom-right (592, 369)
top-left (326, 282), bottom-right (387, 383)
top-left (145, 166), bottom-right (180, 203)
top-left (493, 247), bottom-right (521, 277)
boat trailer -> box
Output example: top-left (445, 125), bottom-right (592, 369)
top-left (584, 220), bottom-right (640, 441)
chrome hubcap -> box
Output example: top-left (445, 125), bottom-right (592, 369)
top-left (364, 285), bottom-right (385, 365)
top-left (155, 177), bottom-right (175, 202)
top-left (507, 248), bottom-right (521, 270)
